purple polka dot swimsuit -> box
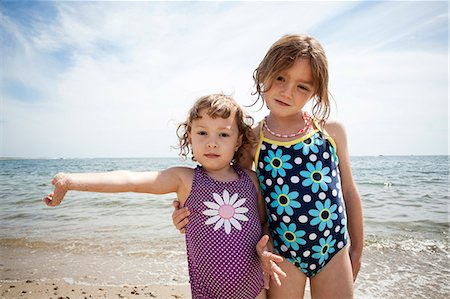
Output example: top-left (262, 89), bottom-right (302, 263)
top-left (184, 165), bottom-right (264, 299)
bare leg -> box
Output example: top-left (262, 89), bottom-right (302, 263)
top-left (267, 259), bottom-right (307, 299)
top-left (310, 245), bottom-right (353, 299)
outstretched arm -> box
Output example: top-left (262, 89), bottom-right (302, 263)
top-left (43, 168), bottom-right (187, 207)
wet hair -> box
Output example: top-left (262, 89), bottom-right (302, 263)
top-left (252, 34), bottom-right (331, 128)
top-left (176, 93), bottom-right (257, 164)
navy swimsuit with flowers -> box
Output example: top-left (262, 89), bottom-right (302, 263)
top-left (255, 121), bottom-right (348, 277)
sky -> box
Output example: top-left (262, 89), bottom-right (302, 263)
top-left (1, 0), bottom-right (448, 158)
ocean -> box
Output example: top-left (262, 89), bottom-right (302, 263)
top-left (1, 156), bottom-right (449, 298)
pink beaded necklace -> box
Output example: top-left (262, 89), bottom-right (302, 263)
top-left (263, 111), bottom-right (311, 138)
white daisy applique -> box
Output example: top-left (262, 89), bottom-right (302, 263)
top-left (202, 190), bottom-right (249, 234)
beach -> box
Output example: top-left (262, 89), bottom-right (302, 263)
top-left (0, 280), bottom-right (191, 299)
top-left (1, 156), bottom-right (449, 298)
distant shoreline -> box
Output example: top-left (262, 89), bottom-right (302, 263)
top-left (0, 157), bottom-right (182, 161)
top-left (1, 154), bottom-right (449, 161)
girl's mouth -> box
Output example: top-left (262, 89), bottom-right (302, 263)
top-left (275, 99), bottom-right (290, 106)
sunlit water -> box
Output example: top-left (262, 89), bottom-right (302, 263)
top-left (1, 156), bottom-right (448, 298)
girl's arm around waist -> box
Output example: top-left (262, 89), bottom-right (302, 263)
top-left (244, 168), bottom-right (287, 288)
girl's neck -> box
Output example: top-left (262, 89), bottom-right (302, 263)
top-left (267, 111), bottom-right (307, 130)
top-left (202, 164), bottom-right (239, 182)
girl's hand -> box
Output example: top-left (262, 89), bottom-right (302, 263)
top-left (43, 173), bottom-right (69, 207)
top-left (349, 246), bottom-right (362, 281)
top-left (256, 235), bottom-right (287, 289)
top-left (172, 200), bottom-right (190, 234)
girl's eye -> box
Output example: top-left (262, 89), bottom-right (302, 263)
top-left (276, 76), bottom-right (284, 82)
top-left (219, 133), bottom-right (230, 137)
top-left (197, 131), bottom-right (207, 135)
top-left (298, 85), bottom-right (309, 91)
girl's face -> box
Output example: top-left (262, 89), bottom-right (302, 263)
top-left (189, 109), bottom-right (242, 171)
top-left (264, 58), bottom-right (315, 118)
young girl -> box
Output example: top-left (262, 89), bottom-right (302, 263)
top-left (43, 94), bottom-right (284, 299)
top-left (172, 35), bottom-right (364, 298)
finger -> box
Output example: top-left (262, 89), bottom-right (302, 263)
top-left (172, 200), bottom-right (180, 209)
top-left (272, 263), bottom-right (287, 278)
top-left (263, 272), bottom-right (270, 289)
top-left (44, 197), bottom-right (58, 207)
top-left (172, 208), bottom-right (190, 223)
top-left (175, 218), bottom-right (189, 230)
top-left (43, 193), bottom-right (52, 202)
top-left (271, 272), bottom-right (281, 287)
top-left (262, 251), bottom-right (284, 263)
top-left (256, 235), bottom-right (269, 254)
top-left (172, 207), bottom-right (189, 220)
top-left (180, 228), bottom-right (186, 234)
top-left (43, 196), bottom-right (51, 206)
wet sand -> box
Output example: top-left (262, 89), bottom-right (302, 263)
top-left (0, 280), bottom-right (191, 299)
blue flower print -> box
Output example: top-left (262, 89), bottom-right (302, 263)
top-left (294, 133), bottom-right (323, 155)
top-left (309, 198), bottom-right (338, 231)
top-left (312, 235), bottom-right (336, 265)
top-left (258, 173), bottom-right (267, 192)
top-left (300, 161), bottom-right (332, 193)
top-left (288, 256), bottom-right (309, 275)
top-left (264, 149), bottom-right (293, 177)
top-left (273, 238), bottom-right (279, 250)
top-left (270, 184), bottom-right (300, 216)
top-left (276, 223), bottom-right (306, 251)
top-left (340, 218), bottom-right (347, 235)
top-left (329, 145), bottom-right (339, 165)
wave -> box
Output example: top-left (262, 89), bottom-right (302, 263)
top-left (364, 234), bottom-right (449, 253)
top-left (0, 236), bottom-right (186, 257)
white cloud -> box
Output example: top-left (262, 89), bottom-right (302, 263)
top-left (1, 1), bottom-right (447, 157)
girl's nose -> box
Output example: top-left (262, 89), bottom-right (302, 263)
top-left (281, 83), bottom-right (294, 98)
top-left (207, 139), bottom-right (218, 148)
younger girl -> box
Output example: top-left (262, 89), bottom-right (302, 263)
top-left (43, 94), bottom-right (279, 299)
top-left (173, 35), bottom-right (364, 299)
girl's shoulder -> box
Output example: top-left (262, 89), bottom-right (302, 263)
top-left (321, 120), bottom-right (349, 154)
top-left (322, 119), bottom-right (348, 142)
top-left (171, 165), bottom-right (196, 174)
top-left (166, 166), bottom-right (195, 183)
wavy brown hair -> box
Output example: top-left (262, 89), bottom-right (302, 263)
top-left (176, 93), bottom-right (257, 164)
top-left (252, 34), bottom-right (331, 128)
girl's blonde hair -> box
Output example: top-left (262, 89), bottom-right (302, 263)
top-left (177, 93), bottom-right (257, 164)
top-left (252, 34), bottom-right (331, 128)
